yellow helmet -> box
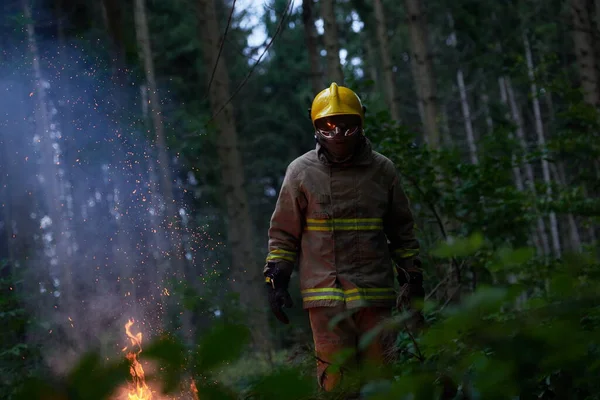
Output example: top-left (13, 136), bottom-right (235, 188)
top-left (310, 82), bottom-right (365, 127)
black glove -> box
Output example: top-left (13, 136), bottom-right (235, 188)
top-left (264, 262), bottom-right (294, 324)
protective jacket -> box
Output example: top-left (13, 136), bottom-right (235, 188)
top-left (265, 137), bottom-right (420, 309)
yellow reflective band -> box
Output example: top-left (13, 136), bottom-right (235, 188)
top-left (301, 287), bottom-right (395, 304)
top-left (302, 288), bottom-right (344, 294)
top-left (305, 218), bottom-right (383, 232)
top-left (266, 248), bottom-right (297, 263)
top-left (394, 248), bottom-right (420, 258)
top-left (302, 296), bottom-right (345, 302)
top-left (302, 290), bottom-right (345, 301)
top-left (270, 249), bottom-right (297, 255)
top-left (266, 254), bottom-right (295, 262)
top-left (344, 287), bottom-right (395, 302)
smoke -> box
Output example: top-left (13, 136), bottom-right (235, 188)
top-left (0, 5), bottom-right (214, 376)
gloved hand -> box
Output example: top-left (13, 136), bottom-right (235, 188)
top-left (396, 264), bottom-right (426, 333)
top-left (264, 262), bottom-right (294, 324)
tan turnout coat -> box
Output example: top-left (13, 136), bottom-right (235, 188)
top-left (265, 138), bottom-right (419, 309)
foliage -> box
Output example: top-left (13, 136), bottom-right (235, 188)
top-left (5, 235), bottom-right (598, 399)
top-left (0, 261), bottom-right (44, 399)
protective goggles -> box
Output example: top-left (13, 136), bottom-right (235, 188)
top-left (314, 117), bottom-right (361, 139)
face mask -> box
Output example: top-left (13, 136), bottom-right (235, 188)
top-left (316, 131), bottom-right (365, 163)
top-left (314, 115), bottom-right (364, 163)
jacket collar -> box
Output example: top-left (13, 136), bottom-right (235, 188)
top-left (316, 136), bottom-right (374, 167)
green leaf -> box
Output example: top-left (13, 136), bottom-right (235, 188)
top-left (431, 233), bottom-right (484, 258)
top-left (14, 376), bottom-right (66, 400)
top-left (250, 367), bottom-right (314, 400)
top-left (358, 312), bottom-right (411, 351)
top-left (65, 351), bottom-right (130, 400)
top-left (194, 323), bottom-right (250, 373)
top-left (487, 246), bottom-right (536, 273)
top-left (143, 336), bottom-right (187, 394)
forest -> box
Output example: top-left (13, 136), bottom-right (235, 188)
top-left (1, 0), bottom-right (599, 399)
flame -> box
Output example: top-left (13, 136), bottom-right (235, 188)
top-left (190, 380), bottom-right (199, 400)
top-left (123, 319), bottom-right (154, 400)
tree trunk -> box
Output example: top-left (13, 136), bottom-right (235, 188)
top-left (23, 0), bottom-right (68, 303)
top-left (542, 72), bottom-right (584, 252)
top-left (321, 0), bottom-right (344, 84)
top-left (364, 36), bottom-right (381, 92)
top-left (499, 76), bottom-right (543, 253)
top-left (523, 33), bottom-right (561, 258)
top-left (139, 84), bottom-right (169, 327)
top-left (447, 13), bottom-right (477, 163)
top-left (570, 0), bottom-right (600, 108)
top-left (0, 135), bottom-right (15, 273)
top-left (54, 0), bottom-right (78, 312)
top-left (302, 0), bottom-right (323, 95)
top-left (405, 0), bottom-right (440, 148)
top-left (550, 162), bottom-right (583, 252)
top-left (503, 76), bottom-right (551, 256)
top-left (133, 0), bottom-right (185, 277)
top-left (482, 90), bottom-right (493, 135)
top-left (197, 0), bottom-right (270, 352)
top-left (373, 0), bottom-right (400, 121)
top-left (440, 103), bottom-right (452, 147)
top-left (499, 77), bottom-right (525, 193)
top-left (101, 0), bottom-right (129, 103)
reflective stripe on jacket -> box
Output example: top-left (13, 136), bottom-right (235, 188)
top-left (265, 138), bottom-right (419, 309)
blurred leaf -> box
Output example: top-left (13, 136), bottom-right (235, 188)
top-left (14, 376), bottom-right (67, 400)
top-left (194, 322), bottom-right (251, 373)
top-left (144, 335), bottom-right (187, 394)
top-left (65, 351), bottom-right (129, 400)
top-left (358, 312), bottom-right (411, 351)
top-left (250, 367), bottom-right (314, 400)
top-left (491, 247), bottom-right (536, 272)
top-left (327, 308), bottom-right (359, 331)
top-left (432, 233), bottom-right (484, 258)
top-left (548, 273), bottom-right (577, 298)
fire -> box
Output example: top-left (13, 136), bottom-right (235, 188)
top-left (119, 319), bottom-right (198, 400)
top-left (123, 319), bottom-right (154, 400)
top-left (190, 380), bottom-right (199, 400)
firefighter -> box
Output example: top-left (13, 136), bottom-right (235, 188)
top-left (263, 82), bottom-right (424, 392)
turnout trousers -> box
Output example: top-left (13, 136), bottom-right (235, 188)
top-left (308, 305), bottom-right (395, 392)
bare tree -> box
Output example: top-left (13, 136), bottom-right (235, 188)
top-left (23, 0), bottom-right (74, 306)
top-left (447, 13), bottom-right (477, 164)
top-left (374, 0), bottom-right (400, 121)
top-left (133, 0), bottom-right (185, 279)
top-left (405, 0), bottom-right (440, 148)
top-left (197, 0), bottom-right (271, 351)
top-left (321, 0), bottom-right (344, 84)
top-left (498, 78), bottom-right (525, 192)
top-left (523, 33), bottom-right (561, 258)
top-left (570, 0), bottom-right (600, 108)
top-left (302, 0), bottom-right (323, 94)
top-left (501, 76), bottom-right (551, 256)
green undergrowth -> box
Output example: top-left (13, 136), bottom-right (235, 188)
top-left (5, 234), bottom-right (599, 400)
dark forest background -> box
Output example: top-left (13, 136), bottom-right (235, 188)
top-left (1, 0), bottom-right (599, 399)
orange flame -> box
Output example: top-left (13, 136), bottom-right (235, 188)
top-left (123, 319), bottom-right (154, 400)
top-left (190, 380), bottom-right (199, 400)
